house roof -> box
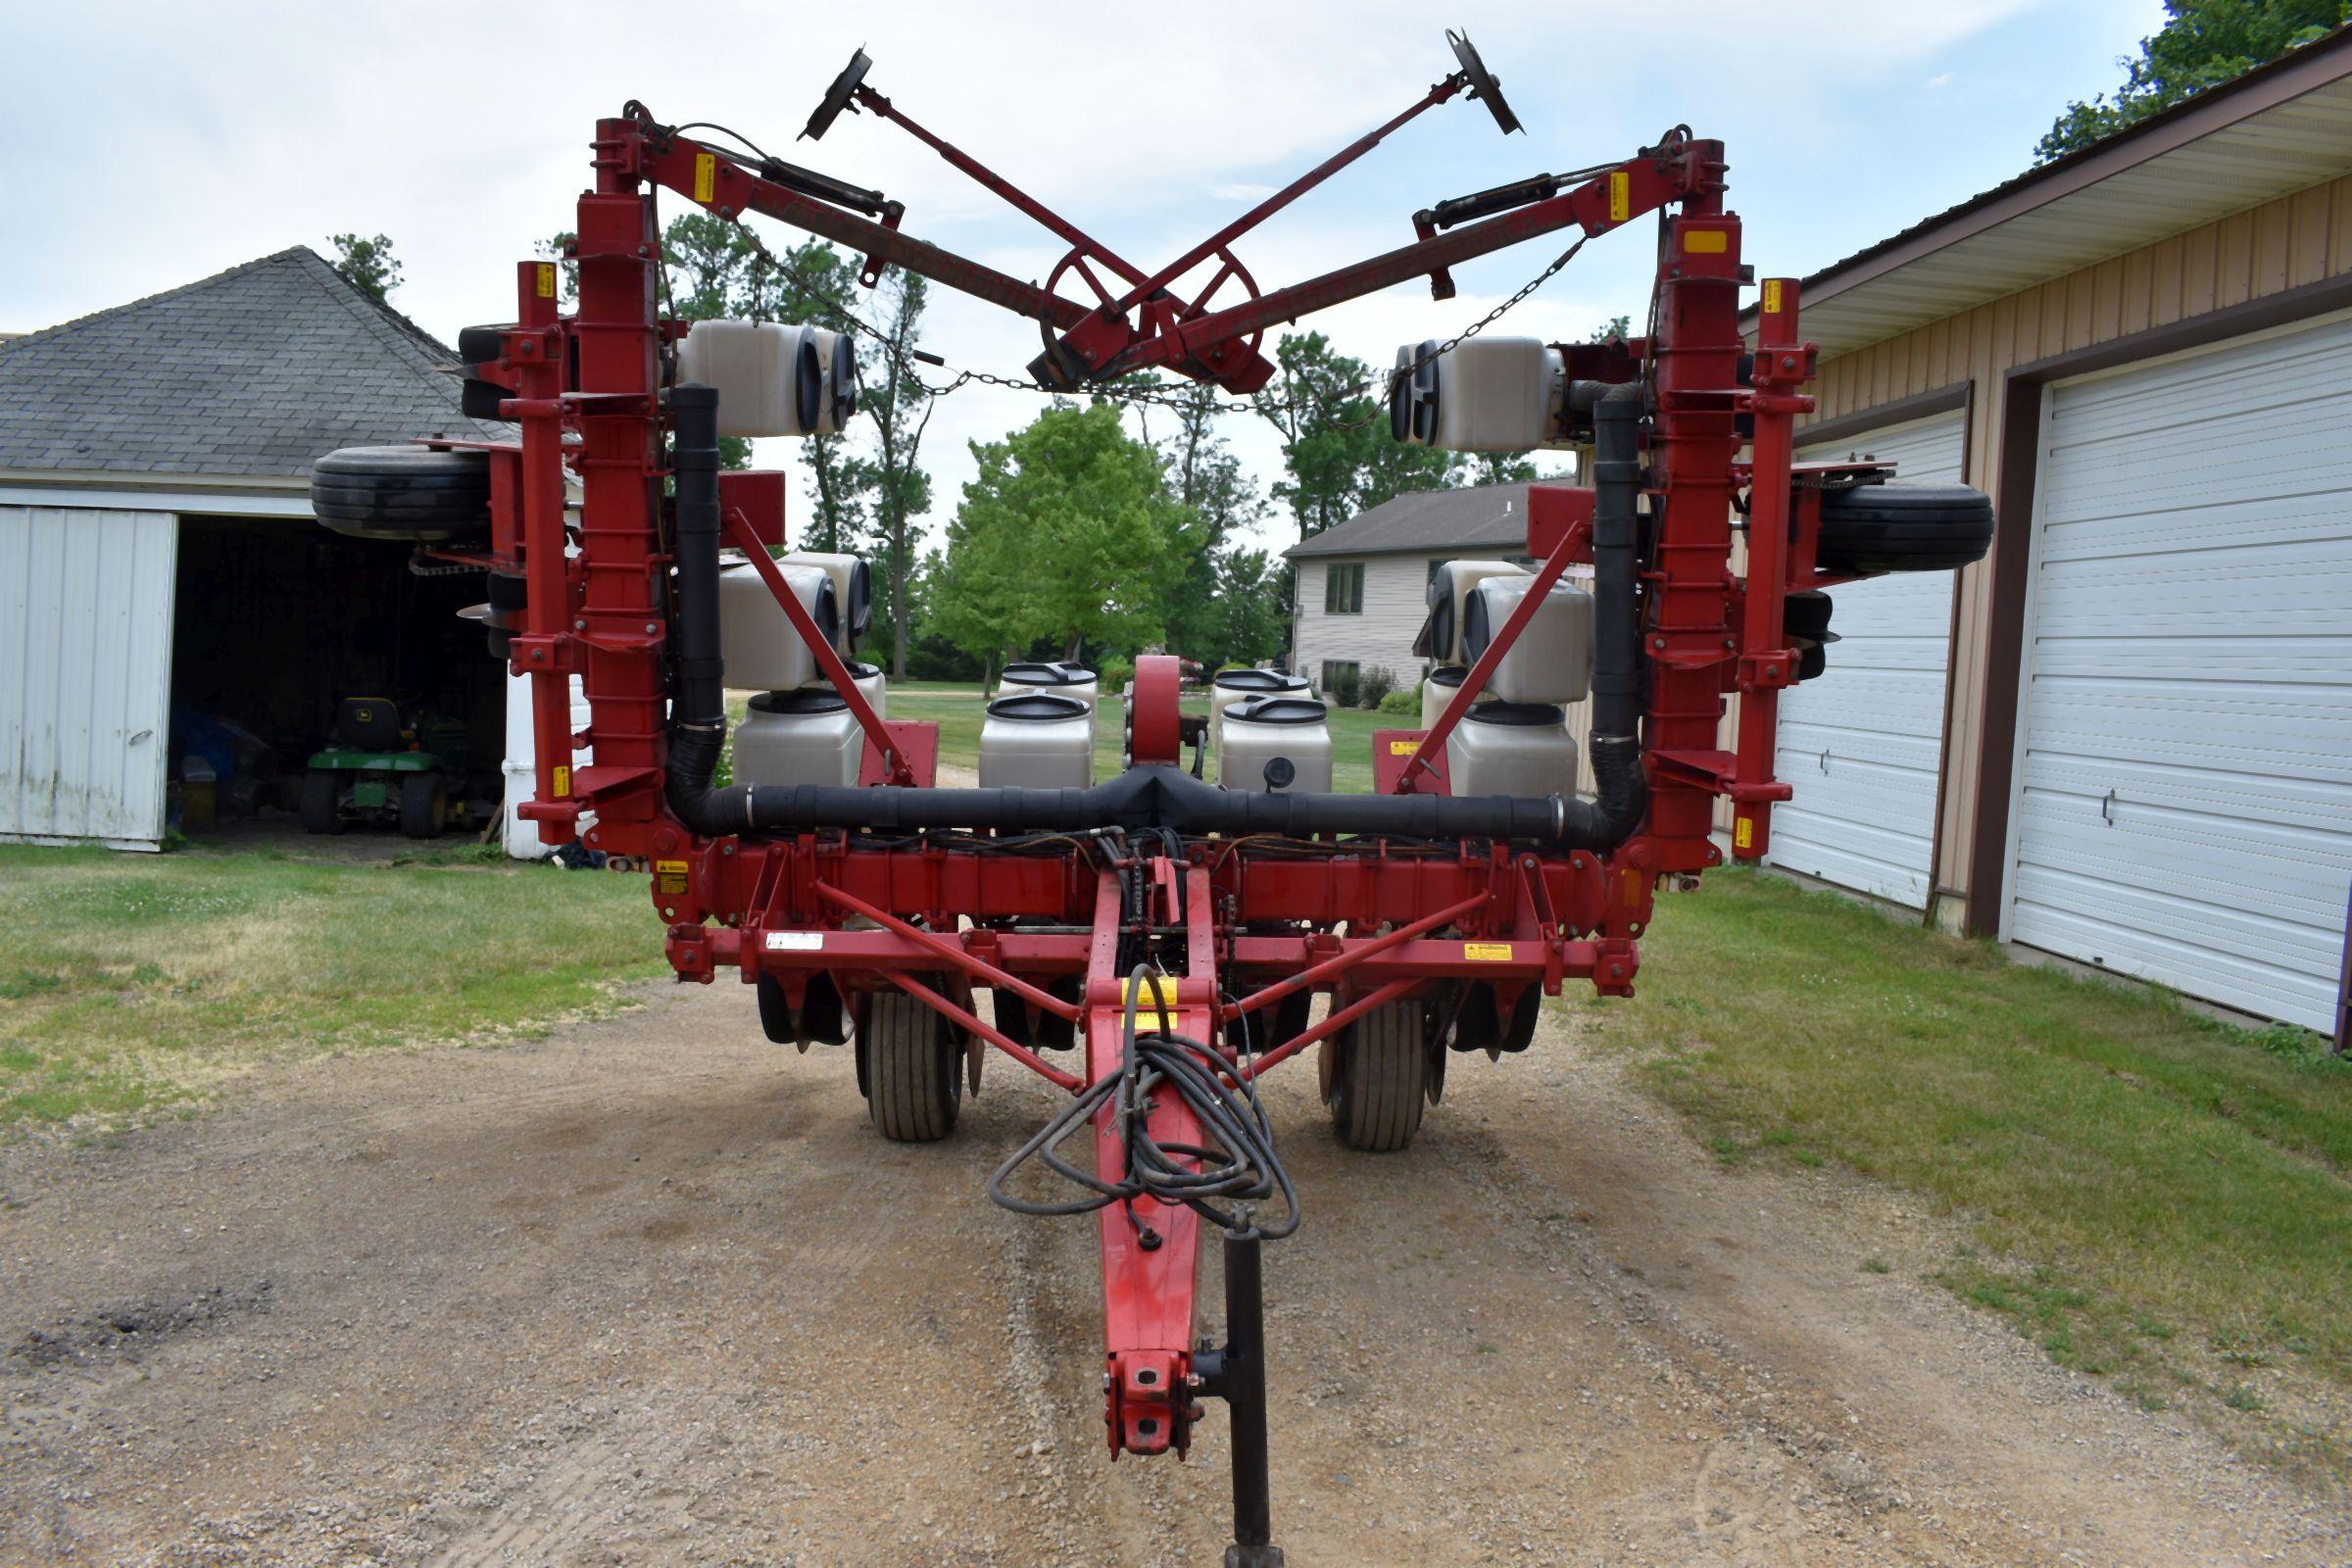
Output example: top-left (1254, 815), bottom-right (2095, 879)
top-left (1284, 483), bottom-right (1530, 561)
top-left (0, 246), bottom-right (505, 481)
top-left (1745, 25), bottom-right (2352, 358)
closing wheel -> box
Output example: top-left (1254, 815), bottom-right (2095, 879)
top-left (863, 987), bottom-right (961, 1142)
top-left (398, 772), bottom-right (447, 839)
top-left (1325, 999), bottom-right (1428, 1152)
top-left (298, 770), bottom-right (343, 835)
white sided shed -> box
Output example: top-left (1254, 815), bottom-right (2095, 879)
top-left (0, 247), bottom-right (511, 851)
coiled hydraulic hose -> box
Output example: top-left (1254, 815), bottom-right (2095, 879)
top-left (987, 965), bottom-right (1299, 1242)
top-left (664, 379), bottom-right (1648, 848)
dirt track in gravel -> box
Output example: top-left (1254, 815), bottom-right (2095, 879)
top-left (4, 984), bottom-right (2347, 1567)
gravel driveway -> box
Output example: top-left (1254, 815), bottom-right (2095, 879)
top-left (3, 985), bottom-right (2345, 1566)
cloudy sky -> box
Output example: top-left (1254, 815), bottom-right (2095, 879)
top-left (8, 0), bottom-right (2163, 553)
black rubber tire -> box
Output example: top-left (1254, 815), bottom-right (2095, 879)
top-left (309, 446), bottom-right (493, 542)
top-left (397, 772), bottom-right (446, 840)
top-left (298, 770), bottom-right (343, 835)
top-left (864, 988), bottom-right (960, 1142)
top-left (757, 972), bottom-right (796, 1044)
top-left (1327, 999), bottom-right (1429, 1152)
top-left (1815, 482), bottom-right (1993, 574)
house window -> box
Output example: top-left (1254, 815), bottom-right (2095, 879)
top-left (1322, 562), bottom-right (1364, 614)
top-left (1319, 660), bottom-right (1359, 694)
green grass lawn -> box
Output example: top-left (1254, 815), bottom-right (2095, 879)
top-left (1571, 867), bottom-right (2351, 1460)
top-left (0, 844), bottom-right (663, 1134)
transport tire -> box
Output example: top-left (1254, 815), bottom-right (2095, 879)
top-left (864, 987), bottom-right (961, 1142)
top-left (1814, 482), bottom-right (1992, 574)
top-left (1326, 999), bottom-right (1428, 1153)
top-left (309, 445), bottom-right (493, 542)
top-left (298, 770), bottom-right (343, 835)
top-left (398, 772), bottom-right (446, 839)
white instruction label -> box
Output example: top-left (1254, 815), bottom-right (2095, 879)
top-left (762, 930), bottom-right (824, 952)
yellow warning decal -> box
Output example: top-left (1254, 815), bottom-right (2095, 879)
top-left (694, 152), bottom-right (717, 204)
top-left (1125, 973), bottom-right (1181, 1027)
top-left (1762, 279), bottom-right (1784, 315)
top-left (1463, 942), bottom-right (1514, 962)
top-left (1607, 171), bottom-right (1630, 222)
top-left (550, 764), bottom-right (571, 798)
top-left (534, 262), bottom-right (557, 299)
top-left (1684, 229), bottom-right (1728, 254)
top-left (1388, 739), bottom-right (1420, 756)
top-left (655, 858), bottom-right (689, 896)
top-left (1734, 815), bottom-right (1754, 851)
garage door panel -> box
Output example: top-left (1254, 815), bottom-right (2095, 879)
top-left (2024, 680), bottom-right (2352, 787)
top-left (0, 506), bottom-right (176, 847)
top-left (2012, 314), bottom-right (2352, 1030)
top-left (1769, 409), bottom-right (1964, 908)
top-left (2003, 896), bottom-right (2335, 1028)
top-left (2016, 789), bottom-right (2348, 929)
top-left (2022, 748), bottom-right (2351, 836)
top-left (1777, 718), bottom-right (1940, 775)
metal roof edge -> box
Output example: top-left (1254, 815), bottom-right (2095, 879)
top-left (1740, 26), bottom-right (2352, 330)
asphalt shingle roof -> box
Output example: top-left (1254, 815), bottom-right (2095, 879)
top-left (1283, 483), bottom-right (1531, 560)
top-left (0, 247), bottom-right (505, 479)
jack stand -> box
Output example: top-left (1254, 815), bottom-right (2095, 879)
top-left (1198, 1232), bottom-right (1284, 1568)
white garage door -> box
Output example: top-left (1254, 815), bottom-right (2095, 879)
top-left (2009, 314), bottom-right (2352, 1031)
top-left (1769, 411), bottom-right (1966, 907)
top-left (0, 506), bottom-right (179, 850)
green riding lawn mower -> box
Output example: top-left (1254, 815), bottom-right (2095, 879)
top-left (299, 696), bottom-right (489, 839)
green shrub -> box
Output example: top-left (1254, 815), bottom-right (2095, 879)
top-left (1377, 687), bottom-right (1420, 716)
top-left (1359, 665), bottom-right (1397, 710)
top-left (1098, 654), bottom-right (1135, 692)
top-left (1329, 665), bottom-right (1361, 709)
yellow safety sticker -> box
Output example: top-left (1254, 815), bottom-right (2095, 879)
top-left (1684, 229), bottom-right (1728, 254)
top-left (1762, 278), bottom-right (1784, 315)
top-left (550, 764), bottom-right (571, 798)
top-left (655, 858), bottom-right (689, 896)
top-left (1388, 739), bottom-right (1420, 756)
top-left (1607, 171), bottom-right (1630, 222)
top-left (535, 262), bottom-right (557, 299)
top-left (694, 152), bottom-right (717, 204)
top-left (1734, 815), bottom-right (1754, 851)
top-left (1463, 942), bottom-right (1513, 962)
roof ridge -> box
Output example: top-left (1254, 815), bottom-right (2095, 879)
top-left (0, 246), bottom-right (318, 358)
top-left (287, 250), bottom-right (479, 433)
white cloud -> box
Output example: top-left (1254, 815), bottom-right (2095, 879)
top-left (1925, 71), bottom-right (1958, 90)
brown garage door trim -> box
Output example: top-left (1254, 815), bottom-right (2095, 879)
top-left (1964, 270), bottom-right (2352, 945)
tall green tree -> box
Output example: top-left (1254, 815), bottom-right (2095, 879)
top-left (935, 403), bottom-right (1200, 665)
top-left (840, 271), bottom-right (936, 678)
top-left (1252, 332), bottom-right (1460, 541)
top-left (329, 233), bottom-right (402, 304)
top-left (2037, 1), bottom-right (2347, 161)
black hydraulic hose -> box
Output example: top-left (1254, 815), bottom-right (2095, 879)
top-left (664, 375), bottom-right (1649, 849)
top-left (1579, 379), bottom-right (1649, 847)
top-left (665, 383), bottom-right (734, 827)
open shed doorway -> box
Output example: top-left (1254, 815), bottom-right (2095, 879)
top-left (166, 515), bottom-right (506, 842)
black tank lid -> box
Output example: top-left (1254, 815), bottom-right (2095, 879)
top-left (1426, 665), bottom-right (1470, 689)
top-left (1227, 695), bottom-right (1329, 726)
top-left (1003, 662), bottom-right (1093, 688)
top-left (1463, 700), bottom-right (1565, 726)
top-left (985, 692), bottom-right (1090, 722)
top-left (749, 688), bottom-right (850, 716)
top-left (1213, 667), bottom-right (1306, 692)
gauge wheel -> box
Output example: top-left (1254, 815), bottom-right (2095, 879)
top-left (863, 986), bottom-right (961, 1142)
top-left (1326, 999), bottom-right (1429, 1152)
